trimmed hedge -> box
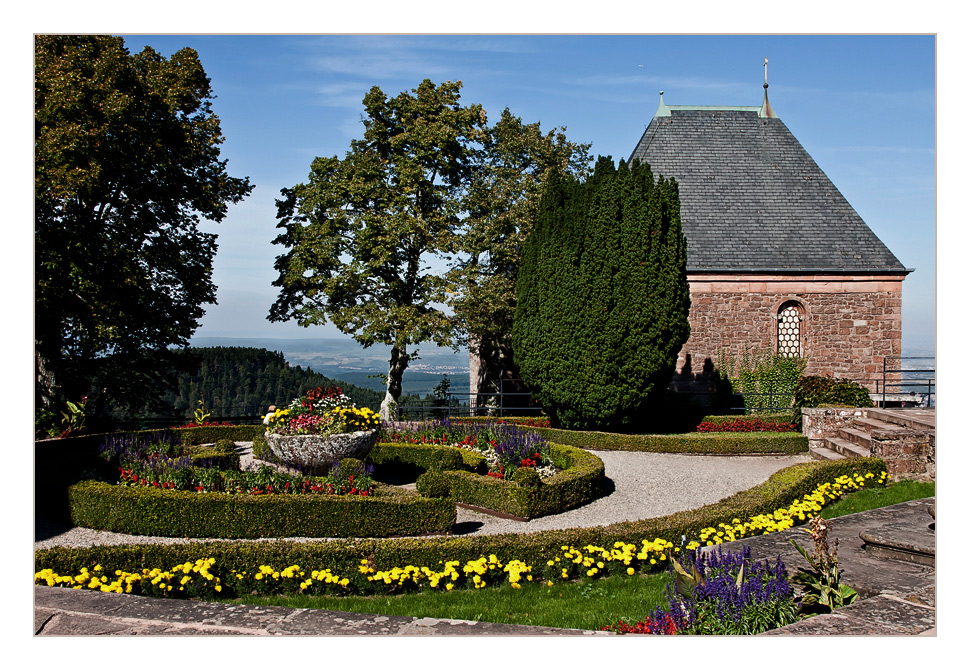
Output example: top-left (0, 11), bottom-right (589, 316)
top-left (698, 412), bottom-right (794, 426)
top-left (529, 427), bottom-right (808, 454)
top-left (369, 441), bottom-right (606, 519)
top-left (184, 440), bottom-right (241, 471)
top-left (368, 442), bottom-right (487, 474)
top-left (67, 480), bottom-right (456, 539)
top-left (175, 425), bottom-right (265, 445)
top-left (36, 458), bottom-right (888, 593)
top-left (431, 443), bottom-right (606, 518)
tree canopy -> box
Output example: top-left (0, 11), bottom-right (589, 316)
top-left (511, 157), bottom-right (691, 431)
top-left (450, 109), bottom-right (591, 397)
top-left (34, 35), bottom-right (253, 417)
top-left (269, 79), bottom-right (486, 418)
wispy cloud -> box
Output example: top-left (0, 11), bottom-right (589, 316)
top-left (828, 145), bottom-right (935, 155)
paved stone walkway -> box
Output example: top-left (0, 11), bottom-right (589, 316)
top-left (34, 499), bottom-right (935, 636)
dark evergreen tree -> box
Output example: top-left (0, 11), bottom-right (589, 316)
top-left (511, 158), bottom-right (690, 431)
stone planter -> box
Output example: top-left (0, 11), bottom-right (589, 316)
top-left (265, 430), bottom-right (378, 470)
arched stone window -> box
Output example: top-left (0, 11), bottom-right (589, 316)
top-left (777, 301), bottom-right (803, 358)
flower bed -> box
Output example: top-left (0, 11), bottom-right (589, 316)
top-left (415, 443), bottom-right (606, 519)
top-left (369, 419), bottom-right (607, 519)
top-left (379, 419), bottom-right (558, 480)
top-left (602, 546), bottom-right (799, 635)
top-left (694, 417), bottom-right (796, 433)
top-left (37, 458), bottom-right (888, 599)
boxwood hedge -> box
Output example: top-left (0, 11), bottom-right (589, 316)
top-left (66, 480), bottom-right (456, 539)
top-left (36, 458), bottom-right (887, 592)
top-left (529, 427), bottom-right (807, 454)
top-left (368, 441), bottom-right (606, 519)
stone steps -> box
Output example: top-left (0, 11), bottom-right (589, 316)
top-left (808, 444), bottom-right (845, 461)
top-left (868, 408), bottom-right (935, 431)
top-left (811, 408), bottom-right (935, 463)
top-left (823, 435), bottom-right (871, 459)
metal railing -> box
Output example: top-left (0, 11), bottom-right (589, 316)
top-left (102, 355), bottom-right (935, 427)
top-left (878, 356), bottom-right (935, 408)
top-left (394, 392), bottom-right (543, 420)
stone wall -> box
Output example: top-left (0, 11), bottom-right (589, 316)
top-left (672, 273), bottom-right (906, 391)
top-left (869, 429), bottom-right (936, 483)
top-left (470, 272), bottom-right (907, 402)
top-left (801, 406), bottom-right (868, 451)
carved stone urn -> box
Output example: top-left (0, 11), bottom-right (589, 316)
top-left (264, 430), bottom-right (378, 470)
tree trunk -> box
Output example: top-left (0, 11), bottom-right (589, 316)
top-left (35, 344), bottom-right (57, 409)
top-left (380, 345), bottom-right (410, 420)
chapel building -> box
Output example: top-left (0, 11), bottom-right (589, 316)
top-left (469, 82), bottom-right (911, 407)
top-left (628, 86), bottom-right (911, 394)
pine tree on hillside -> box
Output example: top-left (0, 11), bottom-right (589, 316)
top-left (123, 347), bottom-right (383, 420)
top-left (511, 158), bottom-right (690, 431)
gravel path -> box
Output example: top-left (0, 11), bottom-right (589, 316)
top-left (34, 445), bottom-right (810, 550)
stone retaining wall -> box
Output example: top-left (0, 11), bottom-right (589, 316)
top-left (869, 428), bottom-right (936, 483)
top-left (801, 406), bottom-right (869, 451)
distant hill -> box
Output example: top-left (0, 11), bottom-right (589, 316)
top-left (141, 346), bottom-right (384, 419)
top-left (190, 337), bottom-right (470, 397)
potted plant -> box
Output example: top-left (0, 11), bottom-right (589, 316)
top-left (262, 386), bottom-right (381, 469)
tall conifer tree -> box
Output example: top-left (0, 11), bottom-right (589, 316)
top-left (511, 158), bottom-right (690, 430)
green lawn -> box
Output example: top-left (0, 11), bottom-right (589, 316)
top-left (820, 479), bottom-right (934, 519)
top-left (216, 572), bottom-right (670, 632)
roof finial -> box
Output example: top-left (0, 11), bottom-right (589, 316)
top-left (760, 57), bottom-right (777, 118)
top-left (655, 90), bottom-right (670, 117)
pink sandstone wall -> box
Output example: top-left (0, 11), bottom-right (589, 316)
top-left (673, 273), bottom-right (906, 391)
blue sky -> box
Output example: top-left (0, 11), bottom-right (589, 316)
top-left (112, 34), bottom-right (937, 351)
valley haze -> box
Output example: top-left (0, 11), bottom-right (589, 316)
top-left (190, 337), bottom-right (471, 397)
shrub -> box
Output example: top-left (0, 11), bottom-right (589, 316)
top-left (695, 417), bottom-right (796, 433)
top-left (529, 427), bottom-right (807, 455)
top-left (368, 443), bottom-right (478, 474)
top-left (251, 433), bottom-right (272, 460)
top-left (511, 159), bottom-right (690, 432)
top-left (415, 471), bottom-right (451, 499)
top-left (513, 467), bottom-right (542, 488)
top-left (791, 376), bottom-right (874, 427)
top-left (176, 424), bottom-right (265, 445)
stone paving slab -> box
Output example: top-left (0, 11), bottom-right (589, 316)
top-left (33, 587), bottom-right (606, 636)
top-left (724, 498), bottom-right (937, 636)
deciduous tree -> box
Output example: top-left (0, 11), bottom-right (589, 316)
top-left (35, 35), bottom-right (253, 419)
top-left (450, 110), bottom-right (591, 404)
top-left (269, 79), bottom-right (486, 418)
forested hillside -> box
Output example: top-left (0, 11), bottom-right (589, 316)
top-left (150, 347), bottom-right (383, 419)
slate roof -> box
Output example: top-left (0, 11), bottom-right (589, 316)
top-left (628, 99), bottom-right (910, 274)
